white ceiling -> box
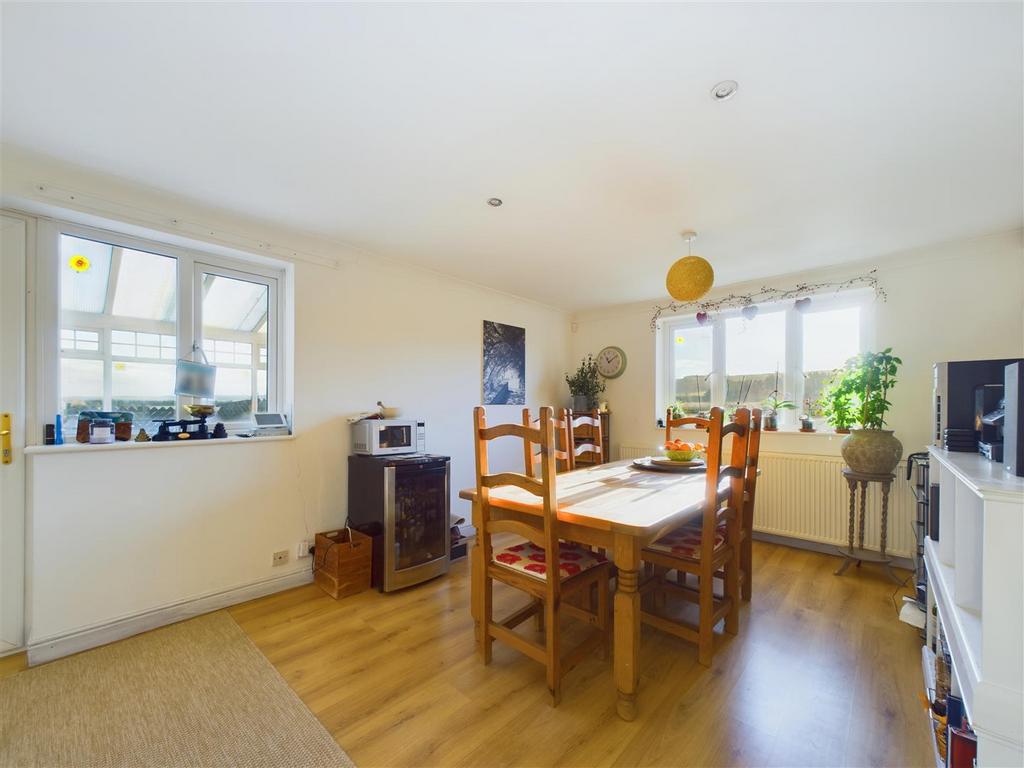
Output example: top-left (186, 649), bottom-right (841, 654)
top-left (3, 2), bottom-right (1022, 310)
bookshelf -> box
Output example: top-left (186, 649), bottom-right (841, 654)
top-left (924, 447), bottom-right (1024, 766)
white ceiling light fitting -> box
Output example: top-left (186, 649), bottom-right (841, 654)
top-left (487, 198), bottom-right (503, 207)
top-left (710, 80), bottom-right (739, 101)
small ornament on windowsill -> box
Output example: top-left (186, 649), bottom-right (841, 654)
top-left (134, 428), bottom-right (151, 442)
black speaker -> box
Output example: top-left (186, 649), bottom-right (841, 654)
top-left (1005, 362), bottom-right (1024, 477)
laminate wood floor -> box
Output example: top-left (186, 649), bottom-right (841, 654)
top-left (229, 541), bottom-right (932, 768)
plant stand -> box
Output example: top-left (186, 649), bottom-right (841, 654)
top-left (834, 467), bottom-right (900, 583)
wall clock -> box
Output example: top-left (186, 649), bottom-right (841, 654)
top-left (596, 346), bottom-right (627, 379)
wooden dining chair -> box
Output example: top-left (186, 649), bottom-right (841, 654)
top-left (663, 407), bottom-right (762, 601)
top-left (568, 409), bottom-right (605, 466)
top-left (665, 408), bottom-right (710, 443)
top-left (474, 406), bottom-right (611, 705)
top-left (739, 408), bottom-right (762, 601)
top-left (640, 407), bottom-right (750, 666)
top-left (523, 407), bottom-right (574, 475)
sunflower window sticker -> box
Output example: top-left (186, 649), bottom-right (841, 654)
top-left (69, 254), bottom-right (91, 272)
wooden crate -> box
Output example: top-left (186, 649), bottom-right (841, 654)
top-left (313, 527), bottom-right (372, 600)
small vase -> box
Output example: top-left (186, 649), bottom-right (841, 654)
top-left (841, 428), bottom-right (903, 475)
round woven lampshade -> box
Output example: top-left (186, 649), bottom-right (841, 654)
top-left (666, 255), bottom-right (714, 302)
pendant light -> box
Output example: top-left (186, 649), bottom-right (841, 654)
top-left (665, 230), bottom-right (714, 303)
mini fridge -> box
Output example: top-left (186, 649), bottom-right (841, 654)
top-left (347, 453), bottom-right (451, 592)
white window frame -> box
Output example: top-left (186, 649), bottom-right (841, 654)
top-left (655, 290), bottom-right (875, 430)
top-left (193, 260), bottom-right (280, 426)
top-left (36, 218), bottom-right (288, 441)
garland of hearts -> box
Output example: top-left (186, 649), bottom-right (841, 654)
top-left (649, 270), bottom-right (886, 330)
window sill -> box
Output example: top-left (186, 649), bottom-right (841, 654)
top-left (655, 422), bottom-right (848, 437)
top-left (24, 433), bottom-right (295, 455)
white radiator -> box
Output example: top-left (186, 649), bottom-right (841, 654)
top-left (617, 445), bottom-right (915, 558)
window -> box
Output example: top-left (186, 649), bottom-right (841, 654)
top-left (658, 294), bottom-right (868, 429)
top-left (802, 306), bottom-right (861, 416)
top-left (666, 324), bottom-right (713, 415)
top-left (724, 310), bottom-right (786, 409)
top-left (48, 222), bottom-right (286, 439)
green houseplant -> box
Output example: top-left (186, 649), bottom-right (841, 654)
top-left (565, 354), bottom-right (606, 411)
top-left (761, 368), bottom-right (793, 431)
top-left (818, 368), bottom-right (857, 434)
top-left (762, 393), bottom-right (795, 431)
top-left (839, 348), bottom-right (904, 475)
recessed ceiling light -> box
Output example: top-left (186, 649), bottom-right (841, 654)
top-left (710, 80), bottom-right (739, 101)
top-left (487, 198), bottom-right (503, 207)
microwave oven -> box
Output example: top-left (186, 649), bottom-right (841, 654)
top-left (351, 419), bottom-right (425, 455)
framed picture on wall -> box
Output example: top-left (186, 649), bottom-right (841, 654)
top-left (482, 320), bottom-right (525, 405)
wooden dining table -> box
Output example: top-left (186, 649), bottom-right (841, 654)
top-left (459, 458), bottom-right (726, 721)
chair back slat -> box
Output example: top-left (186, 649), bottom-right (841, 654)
top-left (665, 409), bottom-right (710, 444)
top-left (568, 409), bottom-right (605, 465)
top-left (486, 519), bottom-right (547, 548)
top-left (523, 408), bottom-right (573, 475)
top-left (483, 422), bottom-right (541, 442)
top-left (481, 472), bottom-right (545, 493)
top-left (475, 406), bottom-right (562, 598)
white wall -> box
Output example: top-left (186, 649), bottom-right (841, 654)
top-left (570, 228), bottom-right (1024, 458)
top-left (3, 149), bottom-right (571, 647)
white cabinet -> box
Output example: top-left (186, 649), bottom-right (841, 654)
top-left (925, 447), bottom-right (1024, 767)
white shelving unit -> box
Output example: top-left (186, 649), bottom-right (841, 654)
top-left (925, 446), bottom-right (1024, 766)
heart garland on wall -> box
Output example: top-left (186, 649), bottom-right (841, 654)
top-left (650, 270), bottom-right (886, 330)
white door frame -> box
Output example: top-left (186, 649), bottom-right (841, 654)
top-left (0, 213), bottom-right (28, 652)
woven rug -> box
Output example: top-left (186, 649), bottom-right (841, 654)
top-left (0, 611), bottom-right (355, 768)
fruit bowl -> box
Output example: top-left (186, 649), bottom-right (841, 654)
top-left (661, 440), bottom-right (705, 462)
top-left (664, 449), bottom-right (702, 462)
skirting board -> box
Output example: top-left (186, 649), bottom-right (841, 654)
top-left (753, 530), bottom-right (915, 572)
top-left (27, 567), bottom-right (313, 666)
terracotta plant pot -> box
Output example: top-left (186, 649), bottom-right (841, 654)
top-left (841, 428), bottom-right (903, 475)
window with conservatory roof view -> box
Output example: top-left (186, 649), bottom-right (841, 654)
top-left (200, 271), bottom-right (269, 422)
top-left (60, 234), bottom-right (178, 432)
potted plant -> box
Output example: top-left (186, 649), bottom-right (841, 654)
top-left (839, 348), bottom-right (903, 475)
top-left (761, 368), bottom-right (793, 431)
top-left (762, 393), bottom-right (795, 431)
top-left (565, 354), bottom-right (606, 411)
top-left (818, 368), bottom-right (857, 434)
top-left (799, 400), bottom-right (815, 432)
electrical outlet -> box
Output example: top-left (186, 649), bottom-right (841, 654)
top-left (272, 550), bottom-right (289, 567)
top-left (296, 540), bottom-right (312, 559)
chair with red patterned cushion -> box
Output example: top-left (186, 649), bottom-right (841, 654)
top-left (640, 406), bottom-right (749, 666)
top-left (522, 408), bottom-right (574, 474)
top-left (473, 406), bottom-right (611, 706)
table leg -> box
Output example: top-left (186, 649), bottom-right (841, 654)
top-left (879, 480), bottom-right (892, 558)
top-left (845, 476), bottom-right (857, 552)
top-left (613, 532), bottom-right (641, 721)
top-left (835, 477), bottom-right (857, 575)
top-left (857, 481), bottom-right (867, 551)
